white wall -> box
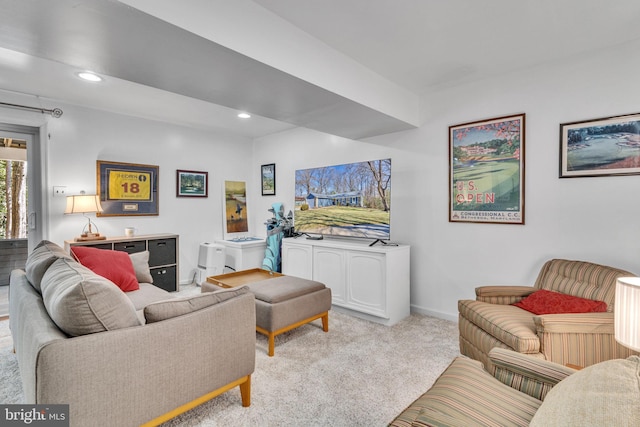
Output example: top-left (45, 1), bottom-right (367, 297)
top-left (252, 41), bottom-right (640, 321)
top-left (4, 41), bottom-right (639, 315)
top-left (1, 96), bottom-right (254, 285)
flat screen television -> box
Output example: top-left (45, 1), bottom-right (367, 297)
top-left (294, 158), bottom-right (391, 242)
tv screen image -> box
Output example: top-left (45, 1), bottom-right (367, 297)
top-left (294, 158), bottom-right (391, 240)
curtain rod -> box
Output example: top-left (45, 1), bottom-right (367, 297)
top-left (0, 101), bottom-right (63, 118)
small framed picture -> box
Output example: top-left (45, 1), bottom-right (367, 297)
top-left (560, 113), bottom-right (640, 178)
top-left (261, 163), bottom-right (276, 196)
top-left (176, 170), bottom-right (208, 197)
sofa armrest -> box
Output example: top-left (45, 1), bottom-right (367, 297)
top-left (533, 312), bottom-right (614, 334)
top-left (532, 312), bottom-right (638, 367)
top-left (489, 348), bottom-right (576, 401)
top-left (475, 285), bottom-right (536, 304)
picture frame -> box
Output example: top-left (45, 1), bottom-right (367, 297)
top-left (97, 160), bottom-right (159, 216)
top-left (261, 163), bottom-right (276, 196)
top-left (560, 113), bottom-right (640, 178)
top-left (176, 169), bottom-right (208, 197)
top-left (223, 180), bottom-right (249, 237)
top-left (449, 114), bottom-right (525, 224)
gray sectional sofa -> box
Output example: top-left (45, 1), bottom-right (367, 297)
top-left (9, 240), bottom-right (256, 427)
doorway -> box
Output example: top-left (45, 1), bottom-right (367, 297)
top-left (0, 123), bottom-right (42, 318)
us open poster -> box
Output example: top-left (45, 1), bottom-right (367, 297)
top-left (449, 114), bottom-right (525, 224)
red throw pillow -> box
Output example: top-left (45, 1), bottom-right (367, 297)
top-left (513, 289), bottom-right (607, 315)
top-left (71, 246), bottom-right (140, 292)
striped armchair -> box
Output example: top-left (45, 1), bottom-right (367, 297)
top-left (458, 259), bottom-right (638, 371)
top-left (389, 348), bottom-right (576, 427)
top-left (390, 348), bottom-right (640, 427)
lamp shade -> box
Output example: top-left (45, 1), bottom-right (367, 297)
top-left (64, 194), bottom-right (103, 214)
top-left (615, 277), bottom-right (640, 352)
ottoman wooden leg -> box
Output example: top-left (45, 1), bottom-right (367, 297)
top-left (256, 311), bottom-right (329, 357)
top-left (268, 333), bottom-right (276, 357)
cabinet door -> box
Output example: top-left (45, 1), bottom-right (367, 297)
top-left (313, 247), bottom-right (346, 305)
top-left (346, 251), bottom-right (386, 317)
top-left (282, 242), bottom-right (312, 279)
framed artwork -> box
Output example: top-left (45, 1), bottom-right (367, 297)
top-left (223, 180), bottom-right (248, 236)
top-left (560, 113), bottom-right (640, 178)
top-left (449, 114), bottom-right (525, 224)
top-left (97, 160), bottom-right (159, 216)
top-left (261, 163), bottom-right (276, 195)
top-left (176, 170), bottom-right (208, 197)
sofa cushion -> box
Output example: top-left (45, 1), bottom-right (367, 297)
top-left (530, 356), bottom-right (640, 426)
top-left (24, 240), bottom-right (73, 293)
top-left (513, 289), bottom-right (607, 315)
top-left (126, 283), bottom-right (174, 311)
top-left (71, 246), bottom-right (140, 292)
top-left (390, 356), bottom-right (542, 427)
top-left (41, 257), bottom-right (141, 336)
top-left (129, 250), bottom-right (153, 283)
top-left (144, 286), bottom-right (251, 323)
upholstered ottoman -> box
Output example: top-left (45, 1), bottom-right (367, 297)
top-left (203, 275), bottom-right (331, 356)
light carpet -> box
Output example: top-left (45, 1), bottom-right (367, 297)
top-left (0, 293), bottom-right (460, 426)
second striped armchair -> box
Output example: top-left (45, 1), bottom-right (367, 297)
top-left (458, 258), bottom-right (638, 371)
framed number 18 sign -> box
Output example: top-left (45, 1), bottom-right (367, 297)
top-left (97, 160), bottom-right (159, 216)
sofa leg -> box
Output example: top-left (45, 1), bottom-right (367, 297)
top-left (240, 375), bottom-right (251, 407)
top-left (141, 375), bottom-right (253, 426)
top-left (322, 313), bottom-right (329, 332)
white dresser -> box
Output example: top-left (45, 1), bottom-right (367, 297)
top-left (282, 237), bottom-right (410, 325)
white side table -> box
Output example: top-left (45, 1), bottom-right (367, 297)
top-left (215, 238), bottom-right (267, 271)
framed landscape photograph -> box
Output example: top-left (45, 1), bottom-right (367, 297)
top-left (449, 114), bottom-right (525, 224)
top-left (560, 113), bottom-right (640, 178)
top-left (97, 160), bottom-right (159, 216)
top-left (261, 163), bottom-right (276, 195)
top-left (176, 170), bottom-right (208, 197)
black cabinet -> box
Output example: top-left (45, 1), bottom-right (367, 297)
top-left (66, 234), bottom-right (180, 291)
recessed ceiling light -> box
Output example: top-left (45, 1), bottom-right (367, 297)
top-left (237, 112), bottom-right (251, 119)
top-left (76, 71), bottom-right (103, 82)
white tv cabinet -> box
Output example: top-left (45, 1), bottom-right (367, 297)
top-left (281, 237), bottom-right (410, 326)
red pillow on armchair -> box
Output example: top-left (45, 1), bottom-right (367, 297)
top-left (513, 289), bottom-right (607, 315)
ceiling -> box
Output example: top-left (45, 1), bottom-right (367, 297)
top-left (254, 0), bottom-right (640, 95)
top-left (1, 0), bottom-right (639, 140)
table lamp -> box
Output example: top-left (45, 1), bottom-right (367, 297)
top-left (614, 277), bottom-right (640, 352)
top-left (65, 192), bottom-right (106, 241)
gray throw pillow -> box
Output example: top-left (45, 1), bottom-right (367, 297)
top-left (25, 240), bottom-right (73, 293)
top-left (129, 251), bottom-right (153, 283)
top-left (41, 257), bottom-right (141, 336)
top-left (144, 286), bottom-right (251, 323)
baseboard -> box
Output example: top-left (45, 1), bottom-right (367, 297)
top-left (410, 305), bottom-right (458, 323)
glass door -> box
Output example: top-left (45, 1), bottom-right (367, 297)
top-left (0, 125), bottom-right (39, 318)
